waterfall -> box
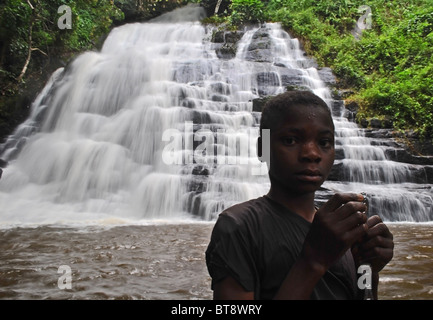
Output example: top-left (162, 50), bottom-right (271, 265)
top-left (0, 5), bottom-right (431, 226)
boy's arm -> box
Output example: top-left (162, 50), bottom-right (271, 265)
top-left (213, 257), bottom-right (325, 300)
top-left (272, 252), bottom-right (327, 299)
top-left (213, 276), bottom-right (254, 300)
top-left (215, 193), bottom-right (370, 300)
top-left (275, 193), bottom-right (368, 299)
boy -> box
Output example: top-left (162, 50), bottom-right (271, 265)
top-left (205, 91), bottom-right (394, 299)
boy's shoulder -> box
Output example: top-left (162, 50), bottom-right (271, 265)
top-left (210, 196), bottom-right (272, 243)
top-left (215, 195), bottom-right (309, 233)
top-left (212, 196), bottom-right (265, 228)
top-left (219, 196), bottom-right (270, 219)
top-left (215, 195), bottom-right (286, 234)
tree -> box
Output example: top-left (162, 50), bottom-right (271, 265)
top-left (0, 0), bottom-right (124, 89)
top-left (16, 0), bottom-right (48, 82)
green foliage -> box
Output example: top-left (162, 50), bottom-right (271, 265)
top-left (115, 0), bottom-right (188, 23)
top-left (57, 0), bottom-right (125, 51)
top-left (1, 0), bottom-right (432, 140)
top-left (229, 0), bottom-right (266, 26)
top-left (242, 0), bottom-right (433, 139)
top-left (0, 0), bottom-right (125, 87)
top-left (0, 0), bottom-right (197, 141)
top-left (349, 3), bottom-right (433, 138)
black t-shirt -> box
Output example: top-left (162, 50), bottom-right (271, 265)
top-left (206, 195), bottom-right (360, 300)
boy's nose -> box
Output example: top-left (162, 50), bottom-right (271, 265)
top-left (300, 142), bottom-right (321, 162)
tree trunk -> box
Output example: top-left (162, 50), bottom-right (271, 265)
top-left (214, 0), bottom-right (223, 14)
top-left (16, 1), bottom-right (35, 83)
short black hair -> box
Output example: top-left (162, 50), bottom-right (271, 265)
top-left (259, 90), bottom-right (333, 136)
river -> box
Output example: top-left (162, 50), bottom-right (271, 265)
top-left (0, 5), bottom-right (431, 301)
top-left (0, 222), bottom-right (431, 300)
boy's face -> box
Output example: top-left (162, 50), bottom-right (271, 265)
top-left (268, 104), bottom-right (335, 196)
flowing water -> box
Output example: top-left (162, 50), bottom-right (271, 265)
top-left (0, 5), bottom-right (432, 300)
top-left (0, 223), bottom-right (431, 300)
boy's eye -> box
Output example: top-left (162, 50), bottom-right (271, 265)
top-left (282, 137), bottom-right (297, 145)
top-left (319, 138), bottom-right (334, 148)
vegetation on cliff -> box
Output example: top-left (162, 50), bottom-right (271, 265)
top-left (205, 0), bottom-right (433, 145)
top-left (0, 0), bottom-right (186, 140)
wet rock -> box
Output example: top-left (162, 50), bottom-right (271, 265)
top-left (370, 118), bottom-right (382, 129)
top-left (279, 68), bottom-right (304, 87)
top-left (0, 159), bottom-right (7, 168)
top-left (192, 165), bottom-right (211, 176)
top-left (317, 67), bottom-right (337, 86)
top-left (363, 128), bottom-right (394, 139)
top-left (339, 89), bottom-right (356, 99)
top-left (212, 30), bottom-right (225, 43)
top-left (210, 94), bottom-right (229, 102)
top-left (242, 27), bottom-right (273, 62)
top-left (211, 30), bottom-right (243, 44)
top-left (213, 30), bottom-right (244, 60)
top-left (345, 101), bottom-right (359, 114)
top-left (247, 38), bottom-right (272, 51)
top-left (256, 72), bottom-right (280, 87)
top-left (243, 48), bottom-right (273, 62)
top-left (385, 148), bottom-right (433, 166)
top-left (331, 99), bottom-right (346, 117)
top-left (328, 162), bottom-right (344, 181)
top-left (215, 43), bottom-right (238, 59)
top-left (224, 31), bottom-right (243, 43)
top-left (0, 158), bottom-right (6, 179)
top-left (424, 166), bottom-right (433, 184)
top-left (191, 110), bottom-right (212, 124)
top-left (360, 118), bottom-right (369, 128)
top-left (209, 82), bottom-right (231, 95)
top-left (172, 62), bottom-right (213, 83)
top-left (252, 96), bottom-right (272, 112)
top-left (334, 148), bottom-right (345, 160)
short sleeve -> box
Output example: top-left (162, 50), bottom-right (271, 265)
top-left (205, 213), bottom-right (258, 293)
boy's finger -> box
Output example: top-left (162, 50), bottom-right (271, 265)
top-left (338, 210), bottom-right (368, 230)
top-left (366, 220), bottom-right (393, 240)
top-left (344, 223), bottom-right (368, 246)
top-left (366, 215), bottom-right (383, 228)
top-left (320, 193), bottom-right (364, 213)
top-left (334, 202), bottom-right (367, 220)
top-left (359, 235), bottom-right (394, 252)
top-left (357, 247), bottom-right (394, 268)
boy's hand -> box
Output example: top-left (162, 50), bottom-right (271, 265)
top-left (352, 215), bottom-right (394, 274)
top-left (301, 193), bottom-right (368, 273)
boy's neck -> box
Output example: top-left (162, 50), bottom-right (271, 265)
top-left (267, 187), bottom-right (317, 222)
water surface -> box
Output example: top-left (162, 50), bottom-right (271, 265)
top-left (0, 223), bottom-right (431, 300)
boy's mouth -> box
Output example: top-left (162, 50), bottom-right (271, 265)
top-left (295, 169), bottom-right (323, 182)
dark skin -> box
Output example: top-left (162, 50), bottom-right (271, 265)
top-left (213, 104), bottom-right (394, 300)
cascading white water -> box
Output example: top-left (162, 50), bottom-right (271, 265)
top-left (328, 116), bottom-right (433, 221)
top-left (0, 5), bottom-right (431, 227)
